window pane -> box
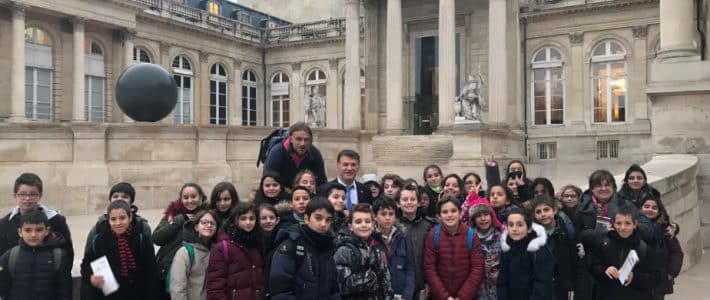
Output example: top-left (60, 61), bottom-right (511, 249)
top-left (534, 111), bottom-right (546, 125)
top-left (549, 49), bottom-right (561, 61)
top-left (593, 44), bottom-right (606, 57)
top-left (551, 110), bottom-right (563, 124)
top-left (610, 42), bottom-right (624, 55)
top-left (533, 50), bottom-right (546, 62)
top-left (533, 69), bottom-right (545, 81)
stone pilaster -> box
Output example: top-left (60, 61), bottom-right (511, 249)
top-left (437, 0), bottom-right (456, 130)
top-left (121, 29), bottom-right (137, 123)
top-left (9, 3), bottom-right (26, 122)
top-left (488, 0), bottom-right (508, 124)
top-left (72, 18), bottom-right (86, 122)
top-left (385, 0), bottom-right (404, 134)
top-left (231, 59), bottom-right (243, 125)
top-left (344, 0), bottom-right (361, 130)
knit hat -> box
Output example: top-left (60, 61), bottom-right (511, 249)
top-left (109, 182), bottom-right (136, 204)
top-left (360, 173), bottom-right (381, 185)
top-left (467, 194), bottom-right (503, 230)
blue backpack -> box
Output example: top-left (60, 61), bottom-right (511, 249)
top-left (432, 224), bottom-right (475, 251)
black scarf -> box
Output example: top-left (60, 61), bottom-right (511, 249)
top-left (229, 226), bottom-right (259, 249)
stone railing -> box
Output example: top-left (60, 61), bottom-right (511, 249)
top-left (519, 0), bottom-right (620, 12)
top-left (265, 18), bottom-right (346, 44)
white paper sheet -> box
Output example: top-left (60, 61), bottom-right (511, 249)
top-left (618, 249), bottom-right (639, 285)
top-left (90, 256), bottom-right (120, 295)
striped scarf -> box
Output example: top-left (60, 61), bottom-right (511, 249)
top-left (112, 224), bottom-right (136, 277)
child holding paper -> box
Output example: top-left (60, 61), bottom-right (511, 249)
top-left (589, 206), bottom-right (659, 300)
top-left (81, 200), bottom-right (160, 300)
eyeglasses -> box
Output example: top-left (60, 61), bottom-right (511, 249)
top-left (561, 194), bottom-right (578, 199)
top-left (16, 193), bottom-right (40, 199)
top-left (199, 220), bottom-right (216, 227)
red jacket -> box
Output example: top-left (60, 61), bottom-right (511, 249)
top-left (206, 230), bottom-right (263, 300)
top-left (424, 223), bottom-right (485, 300)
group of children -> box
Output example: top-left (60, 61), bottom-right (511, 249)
top-left (0, 158), bottom-right (685, 300)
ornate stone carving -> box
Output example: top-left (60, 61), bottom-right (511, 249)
top-left (199, 51), bottom-right (208, 63)
top-left (10, 2), bottom-right (27, 18)
top-left (121, 29), bottom-right (137, 43)
top-left (569, 32), bottom-right (583, 46)
top-left (455, 65), bottom-right (486, 122)
top-left (305, 85), bottom-right (326, 127)
top-left (632, 25), bottom-right (648, 39)
top-left (233, 59), bottom-right (242, 70)
top-left (291, 62), bottom-right (301, 71)
top-left (329, 59), bottom-right (339, 69)
top-left (159, 41), bottom-right (171, 56)
top-left (71, 17), bottom-right (86, 30)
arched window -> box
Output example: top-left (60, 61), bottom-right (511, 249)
top-left (242, 70), bottom-right (257, 126)
top-left (531, 47), bottom-right (564, 125)
top-left (133, 47), bottom-right (151, 63)
top-left (84, 40), bottom-right (105, 122)
top-left (210, 63), bottom-right (228, 125)
top-left (591, 40), bottom-right (627, 123)
top-left (172, 55), bottom-right (193, 124)
top-left (24, 27), bottom-right (53, 121)
top-left (271, 72), bottom-right (290, 127)
top-left (305, 68), bottom-right (327, 127)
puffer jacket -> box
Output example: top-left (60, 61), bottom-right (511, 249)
top-left (496, 223), bottom-right (554, 300)
top-left (169, 220), bottom-right (214, 300)
top-left (372, 224), bottom-right (415, 300)
top-left (206, 229), bottom-right (263, 300)
top-left (424, 223), bottom-right (485, 300)
top-left (0, 234), bottom-right (72, 300)
top-left (399, 208), bottom-right (436, 295)
top-left (475, 227), bottom-right (502, 300)
top-left (589, 230), bottom-right (660, 300)
top-left (334, 227), bottom-right (393, 299)
top-left (269, 224), bottom-right (340, 300)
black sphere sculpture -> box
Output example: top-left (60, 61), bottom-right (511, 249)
top-left (116, 63), bottom-right (177, 122)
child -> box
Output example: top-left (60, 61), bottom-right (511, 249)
top-left (469, 201), bottom-right (503, 300)
top-left (170, 210), bottom-right (220, 300)
top-left (334, 203), bottom-right (393, 299)
top-left (640, 197), bottom-right (683, 300)
top-left (293, 169), bottom-right (317, 196)
top-left (372, 198), bottom-right (415, 300)
top-left (277, 185), bottom-right (311, 231)
top-left (442, 174), bottom-right (466, 201)
top-left (0, 173), bottom-right (74, 265)
top-left (487, 184), bottom-right (518, 223)
top-left (209, 182), bottom-right (239, 222)
top-left (81, 200), bottom-right (159, 299)
top-left (254, 172), bottom-right (291, 208)
top-left (206, 202), bottom-right (263, 299)
top-left (0, 210), bottom-right (72, 300)
top-left (269, 197), bottom-right (340, 299)
top-left (154, 183), bottom-right (208, 293)
top-left (460, 180), bottom-right (487, 227)
top-left (381, 174), bottom-right (404, 200)
top-left (361, 174), bottom-right (382, 200)
top-left (396, 185), bottom-right (435, 298)
top-left (497, 209), bottom-right (554, 300)
top-left (258, 204), bottom-right (281, 257)
top-left (531, 195), bottom-right (578, 300)
top-left (424, 196), bottom-right (485, 300)
top-left (589, 206), bottom-right (659, 299)
top-left (422, 164), bottom-right (444, 217)
top-left (323, 182), bottom-right (347, 233)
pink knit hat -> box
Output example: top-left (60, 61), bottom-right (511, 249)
top-left (466, 193), bottom-right (503, 230)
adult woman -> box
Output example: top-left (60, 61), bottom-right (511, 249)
top-left (209, 182), bottom-right (239, 222)
top-left (169, 210), bottom-right (220, 300)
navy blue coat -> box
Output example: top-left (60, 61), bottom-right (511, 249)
top-left (269, 224), bottom-right (340, 300)
top-left (497, 223), bottom-right (555, 300)
top-left (263, 142), bottom-right (327, 187)
top-left (372, 226), bottom-right (414, 300)
top-left (0, 236), bottom-right (72, 300)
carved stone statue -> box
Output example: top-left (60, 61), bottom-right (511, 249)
top-left (305, 85), bottom-right (325, 127)
top-left (455, 66), bottom-right (486, 122)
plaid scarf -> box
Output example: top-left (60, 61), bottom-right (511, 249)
top-left (112, 224), bottom-right (136, 277)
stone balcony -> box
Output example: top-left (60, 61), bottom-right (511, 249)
top-left (519, 0), bottom-right (656, 19)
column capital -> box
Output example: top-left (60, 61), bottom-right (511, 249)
top-left (10, 2), bottom-right (27, 18)
top-left (344, 0), bottom-right (360, 5)
top-left (159, 41), bottom-right (171, 56)
top-left (632, 25), bottom-right (648, 39)
top-left (233, 59), bottom-right (242, 70)
top-left (291, 62), bottom-right (301, 71)
top-left (121, 28), bottom-right (138, 42)
top-left (329, 59), bottom-right (339, 70)
top-left (568, 31), bottom-right (583, 46)
top-left (199, 50), bottom-right (208, 63)
top-left (71, 17), bottom-right (86, 30)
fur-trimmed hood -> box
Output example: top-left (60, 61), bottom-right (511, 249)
top-left (500, 222), bottom-right (547, 252)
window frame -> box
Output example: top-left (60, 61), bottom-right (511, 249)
top-left (591, 40), bottom-right (628, 124)
top-left (172, 55), bottom-right (194, 124)
top-left (270, 72), bottom-right (290, 127)
top-left (531, 47), bottom-right (565, 126)
top-left (242, 70), bottom-right (258, 126)
top-left (210, 63), bottom-right (228, 125)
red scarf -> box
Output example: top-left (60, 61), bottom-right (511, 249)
top-left (591, 195), bottom-right (610, 217)
top-left (111, 224), bottom-right (136, 277)
top-left (165, 199), bottom-right (205, 223)
top-left (283, 138), bottom-right (306, 167)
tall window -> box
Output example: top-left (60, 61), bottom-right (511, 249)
top-left (271, 72), bottom-right (290, 127)
top-left (305, 69), bottom-right (327, 127)
top-left (24, 27), bottom-right (53, 121)
top-left (242, 70), bottom-right (257, 126)
top-left (592, 40), bottom-right (627, 123)
top-left (210, 63), bottom-right (228, 125)
top-left (208, 2), bottom-right (220, 15)
top-left (133, 47), bottom-right (151, 63)
top-left (84, 40), bottom-right (105, 122)
top-left (172, 55), bottom-right (193, 124)
top-left (532, 47), bottom-right (564, 125)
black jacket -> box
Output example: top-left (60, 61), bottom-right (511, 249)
top-left (497, 223), bottom-right (555, 300)
top-left (0, 235), bottom-right (72, 300)
top-left (398, 208), bottom-right (435, 295)
top-left (576, 190), bottom-right (655, 246)
top-left (80, 217), bottom-right (159, 300)
top-left (318, 179), bottom-right (373, 205)
top-left (264, 142), bottom-right (328, 187)
top-left (0, 205), bottom-right (74, 267)
top-left (617, 184), bottom-right (661, 209)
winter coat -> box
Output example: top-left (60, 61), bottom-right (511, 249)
top-left (589, 230), bottom-right (660, 300)
top-left (318, 179), bottom-right (373, 205)
top-left (0, 204), bottom-right (74, 267)
top-left (0, 235), bottom-right (72, 300)
top-left (84, 209), bottom-right (152, 268)
top-left (484, 163), bottom-right (532, 208)
top-left (263, 140), bottom-right (328, 187)
top-left (334, 227), bottom-right (393, 299)
top-left (422, 185), bottom-right (442, 218)
top-left (399, 209), bottom-right (436, 295)
top-left (269, 224), bottom-right (340, 300)
top-left (169, 220), bottom-right (213, 300)
top-left (650, 223), bottom-right (684, 296)
top-left (154, 200), bottom-right (207, 273)
top-left (424, 223), bottom-right (485, 300)
top-left (206, 230), bottom-right (263, 300)
top-left (617, 184), bottom-right (660, 209)
top-left (544, 215), bottom-right (578, 300)
top-left (495, 204), bottom-right (519, 224)
top-left (497, 223), bottom-right (555, 300)
top-left (576, 190), bottom-right (655, 246)
top-left (475, 227), bottom-right (502, 300)
top-left (80, 217), bottom-right (159, 300)
top-left (372, 225), bottom-right (415, 300)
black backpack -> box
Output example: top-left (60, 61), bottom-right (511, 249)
top-left (257, 127), bottom-right (289, 167)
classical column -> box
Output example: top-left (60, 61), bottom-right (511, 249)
top-left (231, 59), bottom-right (243, 125)
top-left (488, 0), bottom-right (508, 124)
top-left (658, 0), bottom-right (699, 60)
top-left (437, 0), bottom-right (455, 130)
top-left (9, 4), bottom-right (26, 122)
top-left (290, 62), bottom-right (303, 123)
top-left (344, 0), bottom-right (361, 130)
top-left (385, 0), bottom-right (403, 133)
top-left (122, 29), bottom-right (136, 122)
top-left (72, 18), bottom-right (86, 122)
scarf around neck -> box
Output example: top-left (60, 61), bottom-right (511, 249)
top-left (111, 224), bottom-right (136, 277)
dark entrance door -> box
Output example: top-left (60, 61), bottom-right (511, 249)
top-left (414, 36), bottom-right (438, 135)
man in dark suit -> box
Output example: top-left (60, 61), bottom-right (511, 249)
top-left (318, 149), bottom-right (372, 209)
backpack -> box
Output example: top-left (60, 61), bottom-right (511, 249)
top-left (164, 243), bottom-right (196, 293)
top-left (7, 246), bottom-right (62, 274)
top-left (433, 224), bottom-right (475, 251)
top-left (256, 127), bottom-right (289, 167)
top-left (557, 211), bottom-right (576, 240)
